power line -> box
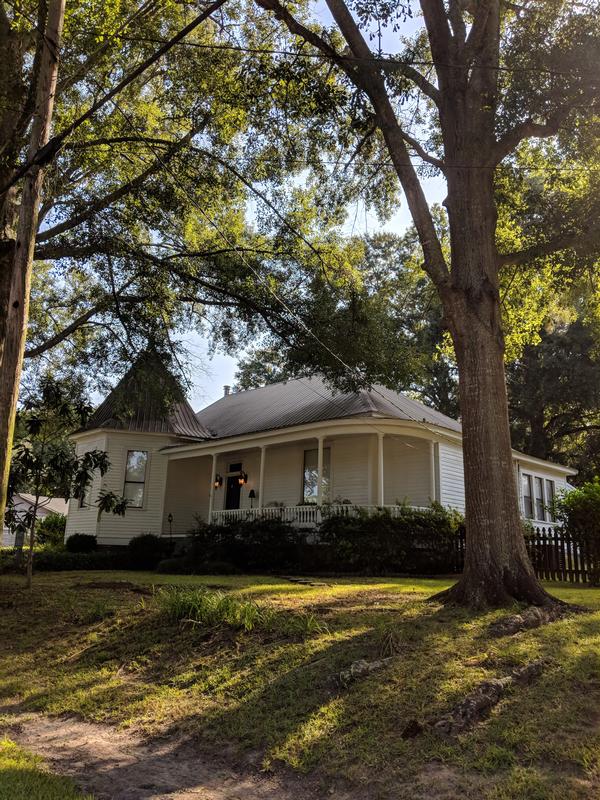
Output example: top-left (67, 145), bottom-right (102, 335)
top-left (70, 28), bottom-right (600, 80)
top-left (106, 93), bottom-right (466, 450)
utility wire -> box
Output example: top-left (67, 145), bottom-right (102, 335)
top-left (105, 94), bottom-right (466, 450)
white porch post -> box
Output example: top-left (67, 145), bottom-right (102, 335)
top-left (430, 441), bottom-right (440, 503)
top-left (316, 436), bottom-right (324, 505)
top-left (377, 432), bottom-right (385, 507)
top-left (207, 453), bottom-right (217, 522)
top-left (258, 446), bottom-right (266, 509)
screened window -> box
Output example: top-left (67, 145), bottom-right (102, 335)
top-left (123, 450), bottom-right (148, 508)
top-left (534, 477), bottom-right (545, 521)
top-left (303, 448), bottom-right (330, 504)
top-left (522, 473), bottom-right (534, 519)
top-left (545, 479), bottom-right (556, 522)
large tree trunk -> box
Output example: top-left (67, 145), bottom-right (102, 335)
top-left (0, 0), bottom-right (65, 527)
top-left (438, 169), bottom-right (554, 608)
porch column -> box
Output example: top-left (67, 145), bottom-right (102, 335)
top-left (316, 436), bottom-right (324, 505)
top-left (207, 453), bottom-right (217, 522)
top-left (430, 441), bottom-right (440, 503)
top-left (258, 446), bottom-right (266, 509)
top-left (377, 432), bottom-right (385, 506)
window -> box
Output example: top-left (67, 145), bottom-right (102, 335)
top-left (545, 479), bottom-right (556, 521)
top-left (123, 450), bottom-right (148, 508)
top-left (522, 473), bottom-right (533, 519)
top-left (303, 448), bottom-right (330, 504)
top-left (534, 476), bottom-right (545, 521)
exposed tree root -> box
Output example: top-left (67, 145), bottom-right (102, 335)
top-left (400, 660), bottom-right (545, 739)
top-left (431, 660), bottom-right (545, 736)
top-left (487, 604), bottom-right (584, 638)
top-left (337, 657), bottom-right (394, 688)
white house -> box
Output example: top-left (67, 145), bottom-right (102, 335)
top-left (64, 359), bottom-right (575, 546)
top-left (2, 494), bottom-right (68, 547)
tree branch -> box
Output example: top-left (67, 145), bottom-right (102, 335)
top-left (36, 128), bottom-right (197, 242)
top-left (493, 111), bottom-right (568, 165)
top-left (0, 0), bottom-right (226, 196)
top-left (498, 226), bottom-right (598, 267)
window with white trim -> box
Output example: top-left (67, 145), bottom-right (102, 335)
top-left (534, 476), bottom-right (545, 521)
top-left (545, 479), bottom-right (556, 521)
top-left (302, 448), bottom-right (330, 504)
top-left (522, 473), bottom-right (534, 519)
top-left (123, 450), bottom-right (148, 508)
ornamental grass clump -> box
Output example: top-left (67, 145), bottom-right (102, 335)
top-left (155, 586), bottom-right (326, 638)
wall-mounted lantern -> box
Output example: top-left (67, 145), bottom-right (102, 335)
top-left (214, 473), bottom-right (223, 489)
top-left (238, 471), bottom-right (248, 486)
top-left (167, 512), bottom-right (173, 538)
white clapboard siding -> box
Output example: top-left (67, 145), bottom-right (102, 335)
top-left (438, 442), bottom-right (466, 512)
top-left (162, 455), bottom-right (212, 535)
top-left (330, 435), bottom-right (370, 505)
top-left (262, 443), bottom-right (305, 507)
top-left (64, 433), bottom-right (108, 539)
top-left (69, 432), bottom-right (178, 545)
top-left (384, 435), bottom-right (433, 507)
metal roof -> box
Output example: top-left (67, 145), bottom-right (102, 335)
top-left (80, 357), bottom-right (211, 440)
top-left (195, 377), bottom-right (462, 439)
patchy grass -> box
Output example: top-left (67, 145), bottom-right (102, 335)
top-left (1, 570), bottom-right (600, 799)
top-left (0, 738), bottom-right (92, 799)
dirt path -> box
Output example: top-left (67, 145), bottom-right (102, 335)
top-left (1, 710), bottom-right (329, 800)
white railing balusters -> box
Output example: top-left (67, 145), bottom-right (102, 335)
top-left (210, 504), bottom-right (436, 526)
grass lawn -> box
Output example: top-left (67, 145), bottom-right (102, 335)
top-left (1, 570), bottom-right (599, 799)
top-left (0, 737), bottom-right (92, 799)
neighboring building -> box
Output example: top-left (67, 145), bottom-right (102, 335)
top-left (64, 358), bottom-right (575, 546)
top-left (2, 494), bottom-right (68, 547)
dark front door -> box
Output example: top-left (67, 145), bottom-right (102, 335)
top-left (225, 475), bottom-right (241, 510)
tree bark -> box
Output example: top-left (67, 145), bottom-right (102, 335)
top-left (0, 0), bottom-right (66, 529)
top-left (438, 169), bottom-right (554, 607)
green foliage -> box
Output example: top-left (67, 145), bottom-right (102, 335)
top-left (155, 586), bottom-right (327, 637)
top-left (65, 534), bottom-right (98, 553)
top-left (126, 533), bottom-right (171, 570)
top-left (555, 480), bottom-right (600, 583)
top-left (35, 512), bottom-right (66, 547)
top-left (317, 506), bottom-right (463, 575)
top-left (0, 548), bottom-right (127, 573)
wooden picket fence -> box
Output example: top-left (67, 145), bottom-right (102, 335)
top-left (455, 525), bottom-right (598, 584)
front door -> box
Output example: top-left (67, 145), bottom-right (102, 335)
top-left (225, 475), bottom-right (242, 510)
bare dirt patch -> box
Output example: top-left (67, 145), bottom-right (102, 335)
top-left (1, 711), bottom-right (327, 800)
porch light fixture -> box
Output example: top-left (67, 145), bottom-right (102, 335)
top-left (214, 474), bottom-right (223, 489)
top-left (238, 471), bottom-right (248, 486)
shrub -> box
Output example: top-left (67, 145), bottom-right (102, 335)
top-left (317, 506), bottom-right (463, 574)
top-left (65, 533), bottom-right (97, 553)
top-left (155, 557), bottom-right (239, 575)
top-left (36, 512), bottom-right (66, 547)
top-left (38, 548), bottom-right (128, 571)
top-left (555, 480), bottom-right (600, 584)
top-left (185, 517), bottom-right (303, 571)
top-left (126, 533), bottom-right (170, 570)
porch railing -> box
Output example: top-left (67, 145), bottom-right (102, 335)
top-left (210, 504), bottom-right (432, 527)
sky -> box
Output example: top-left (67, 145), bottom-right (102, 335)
top-left (184, 2), bottom-right (446, 411)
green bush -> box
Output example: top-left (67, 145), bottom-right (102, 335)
top-left (155, 556), bottom-right (239, 575)
top-left (555, 480), bottom-right (600, 584)
top-left (185, 517), bottom-right (303, 571)
top-left (36, 513), bottom-right (66, 547)
top-left (161, 507), bottom-right (463, 576)
top-left (0, 548), bottom-right (128, 573)
top-left (317, 505), bottom-right (463, 574)
top-left (126, 533), bottom-right (170, 570)
top-left (65, 533), bottom-right (97, 553)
